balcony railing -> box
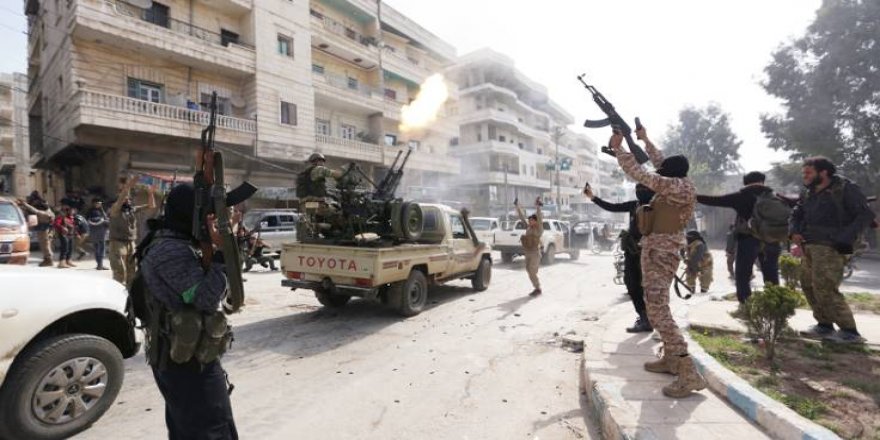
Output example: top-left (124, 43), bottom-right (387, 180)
top-left (80, 90), bottom-right (256, 132)
top-left (310, 9), bottom-right (377, 48)
top-left (112, 0), bottom-right (254, 50)
top-left (316, 134), bottom-right (382, 162)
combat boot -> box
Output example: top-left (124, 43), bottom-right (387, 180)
top-left (644, 348), bottom-right (676, 375)
top-left (662, 355), bottom-right (708, 398)
top-left (39, 258), bottom-right (54, 267)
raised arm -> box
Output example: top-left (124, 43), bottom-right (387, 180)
top-left (636, 127), bottom-right (664, 169)
top-left (111, 177), bottom-right (138, 217)
top-left (592, 197), bottom-right (638, 213)
top-left (696, 193), bottom-right (739, 208)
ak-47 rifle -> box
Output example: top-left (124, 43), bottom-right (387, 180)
top-left (576, 75), bottom-right (650, 165)
top-left (193, 92), bottom-right (257, 314)
top-left (374, 148), bottom-right (413, 201)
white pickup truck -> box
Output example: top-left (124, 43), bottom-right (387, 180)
top-left (280, 204), bottom-right (493, 316)
top-left (494, 217), bottom-right (580, 264)
top-left (0, 266), bottom-right (139, 440)
top-left (468, 217), bottom-right (500, 246)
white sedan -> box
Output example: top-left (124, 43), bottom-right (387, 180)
top-left (0, 266), bottom-right (138, 440)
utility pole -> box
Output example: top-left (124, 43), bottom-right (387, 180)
top-left (503, 164), bottom-right (509, 221)
top-left (553, 126), bottom-right (564, 210)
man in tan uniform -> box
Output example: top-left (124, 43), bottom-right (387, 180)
top-left (109, 176), bottom-right (155, 287)
top-left (684, 230), bottom-right (713, 293)
top-left (515, 197), bottom-right (544, 297)
top-left (610, 127), bottom-right (707, 398)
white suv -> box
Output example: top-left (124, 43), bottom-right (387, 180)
top-left (0, 266), bottom-right (138, 440)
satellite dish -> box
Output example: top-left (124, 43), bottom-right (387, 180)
top-left (230, 95), bottom-right (246, 108)
top-left (127, 0), bottom-right (153, 8)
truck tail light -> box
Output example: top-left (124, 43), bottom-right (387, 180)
top-left (286, 271), bottom-right (303, 280)
top-left (354, 278), bottom-right (372, 287)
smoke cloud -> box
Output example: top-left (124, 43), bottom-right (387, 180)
top-left (400, 74), bottom-right (449, 132)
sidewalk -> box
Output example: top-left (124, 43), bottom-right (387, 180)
top-left (581, 303), bottom-right (769, 439)
top-left (690, 299), bottom-right (880, 349)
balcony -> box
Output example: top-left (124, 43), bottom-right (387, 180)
top-left (382, 48), bottom-right (429, 84)
top-left (452, 140), bottom-right (523, 158)
top-left (310, 11), bottom-right (378, 68)
top-left (315, 134), bottom-right (382, 163)
top-left (460, 83), bottom-right (554, 123)
top-left (456, 171), bottom-right (551, 190)
top-left (387, 149), bottom-right (460, 174)
top-left (312, 71), bottom-right (388, 115)
top-left (195, 0), bottom-right (252, 15)
top-left (77, 90), bottom-right (255, 146)
top-left (73, 0), bottom-right (256, 76)
top-left (459, 109), bottom-right (551, 142)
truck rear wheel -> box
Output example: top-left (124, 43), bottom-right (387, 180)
top-left (388, 270), bottom-right (428, 317)
top-left (315, 289), bottom-right (351, 308)
top-left (500, 252), bottom-right (514, 264)
top-left (471, 258), bottom-right (492, 292)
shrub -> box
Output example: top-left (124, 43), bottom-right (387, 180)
top-left (778, 254), bottom-right (801, 289)
top-left (737, 285), bottom-right (801, 361)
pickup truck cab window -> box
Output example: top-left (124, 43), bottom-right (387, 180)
top-left (449, 215), bottom-right (469, 239)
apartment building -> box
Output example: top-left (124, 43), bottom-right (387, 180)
top-left (0, 72), bottom-right (30, 197)
top-left (25, 0), bottom-right (459, 201)
top-left (447, 49), bottom-right (584, 217)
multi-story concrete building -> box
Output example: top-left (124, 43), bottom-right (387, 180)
top-left (24, 0), bottom-right (459, 201)
top-left (0, 72), bottom-right (30, 197)
top-left (447, 49), bottom-right (576, 217)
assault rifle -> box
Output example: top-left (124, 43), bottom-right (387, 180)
top-left (576, 75), bottom-right (650, 165)
top-left (193, 92), bottom-right (257, 314)
top-left (374, 148), bottom-right (413, 201)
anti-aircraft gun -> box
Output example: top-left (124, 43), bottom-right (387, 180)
top-left (298, 149), bottom-right (424, 245)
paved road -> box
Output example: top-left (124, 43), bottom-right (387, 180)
top-left (72, 252), bottom-right (628, 440)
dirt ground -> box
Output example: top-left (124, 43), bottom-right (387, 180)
top-left (692, 328), bottom-right (880, 439)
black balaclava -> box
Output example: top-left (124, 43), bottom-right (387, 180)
top-left (686, 230), bottom-right (703, 243)
top-left (635, 183), bottom-right (654, 204)
top-left (163, 183), bottom-right (196, 236)
top-left (657, 155), bottom-right (689, 178)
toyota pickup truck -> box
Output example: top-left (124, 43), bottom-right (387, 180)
top-left (280, 204), bottom-right (493, 316)
top-left (494, 217), bottom-right (580, 264)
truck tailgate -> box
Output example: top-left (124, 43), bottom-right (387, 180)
top-left (282, 245), bottom-right (376, 278)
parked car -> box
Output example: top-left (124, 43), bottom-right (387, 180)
top-left (0, 196), bottom-right (36, 265)
top-left (241, 209), bottom-right (299, 255)
top-left (494, 217), bottom-right (580, 264)
top-left (469, 217), bottom-right (500, 246)
top-left (0, 266), bottom-right (139, 439)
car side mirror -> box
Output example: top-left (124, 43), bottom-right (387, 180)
top-left (27, 215), bottom-right (38, 228)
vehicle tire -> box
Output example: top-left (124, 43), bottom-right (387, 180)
top-left (501, 252), bottom-right (514, 264)
top-left (843, 264), bottom-right (854, 280)
top-left (541, 244), bottom-right (556, 265)
top-left (471, 257), bottom-right (492, 292)
top-left (591, 242), bottom-right (601, 255)
top-left (570, 248), bottom-right (580, 261)
top-left (315, 289), bottom-right (351, 308)
top-left (388, 270), bottom-right (428, 317)
top-left (399, 202), bottom-right (424, 242)
top-left (0, 334), bottom-right (124, 440)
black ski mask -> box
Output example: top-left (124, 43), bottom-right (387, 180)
top-left (635, 184), bottom-right (654, 204)
top-left (657, 155), bottom-right (689, 178)
top-left (163, 184), bottom-right (196, 236)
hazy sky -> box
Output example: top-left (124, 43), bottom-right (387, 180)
top-left (0, 0), bottom-right (822, 172)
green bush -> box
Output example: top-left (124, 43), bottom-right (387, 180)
top-left (737, 285), bottom-right (801, 361)
top-left (778, 254), bottom-right (802, 289)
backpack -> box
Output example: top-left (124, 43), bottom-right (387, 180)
top-left (74, 214), bottom-right (90, 235)
top-left (749, 192), bottom-right (792, 243)
top-left (296, 166), bottom-right (316, 199)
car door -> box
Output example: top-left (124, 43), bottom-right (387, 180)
top-left (449, 213), bottom-right (477, 273)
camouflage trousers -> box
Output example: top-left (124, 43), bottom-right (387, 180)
top-left (524, 250), bottom-right (541, 290)
top-left (685, 255), bottom-right (714, 292)
top-left (801, 244), bottom-right (857, 330)
top-left (641, 246), bottom-right (688, 355)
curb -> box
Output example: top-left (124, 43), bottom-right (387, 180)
top-left (685, 329), bottom-right (841, 440)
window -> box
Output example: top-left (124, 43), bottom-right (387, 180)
top-left (263, 216), bottom-right (280, 227)
top-left (221, 29), bottom-right (239, 47)
top-left (312, 64), bottom-right (325, 75)
top-left (476, 133), bottom-right (482, 142)
top-left (344, 27), bottom-right (356, 41)
top-left (450, 215), bottom-right (468, 239)
top-left (277, 35), bottom-right (293, 57)
top-left (340, 124), bottom-right (355, 140)
top-left (315, 119), bottom-right (330, 136)
top-left (127, 78), bottom-right (163, 103)
top-left (347, 77), bottom-right (358, 90)
top-left (518, 142), bottom-right (524, 149)
top-left (384, 134), bottom-right (397, 146)
top-left (280, 101), bottom-right (297, 125)
top-left (384, 88), bottom-right (397, 100)
top-left (144, 2), bottom-right (169, 28)
top-left (200, 93), bottom-right (231, 116)
top-left (407, 140), bottom-right (420, 151)
top-left (499, 135), bottom-right (506, 142)
top-left (449, 137), bottom-right (459, 146)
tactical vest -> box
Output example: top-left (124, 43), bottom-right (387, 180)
top-left (296, 165), bottom-right (326, 199)
top-left (520, 231), bottom-right (540, 251)
top-left (636, 196), bottom-right (687, 236)
top-left (132, 239), bottom-right (233, 370)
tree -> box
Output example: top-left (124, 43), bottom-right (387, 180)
top-left (662, 104), bottom-right (743, 191)
top-left (762, 0), bottom-right (880, 193)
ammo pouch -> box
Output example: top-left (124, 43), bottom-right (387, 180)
top-left (636, 197), bottom-right (684, 236)
top-left (167, 308), bottom-right (232, 365)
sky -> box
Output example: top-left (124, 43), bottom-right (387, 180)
top-left (0, 0), bottom-right (822, 172)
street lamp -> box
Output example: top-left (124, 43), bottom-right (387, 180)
top-left (552, 126), bottom-right (565, 208)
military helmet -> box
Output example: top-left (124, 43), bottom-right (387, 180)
top-left (307, 152), bottom-right (326, 163)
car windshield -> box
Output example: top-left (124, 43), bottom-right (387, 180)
top-left (471, 219), bottom-right (492, 230)
top-left (0, 203), bottom-right (23, 226)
